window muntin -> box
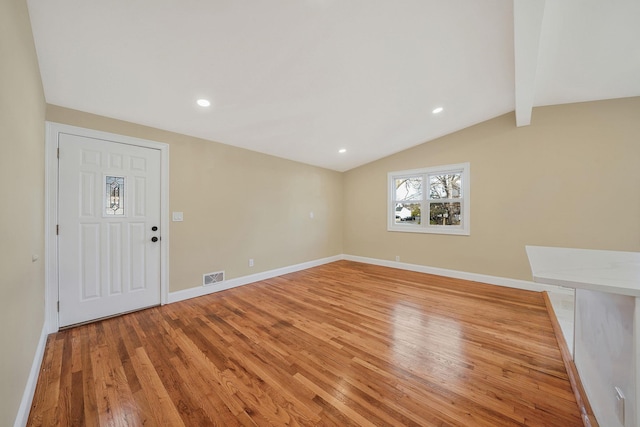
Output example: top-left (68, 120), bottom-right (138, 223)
top-left (388, 163), bottom-right (469, 235)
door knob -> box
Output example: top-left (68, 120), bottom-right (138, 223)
top-left (151, 236), bottom-right (159, 242)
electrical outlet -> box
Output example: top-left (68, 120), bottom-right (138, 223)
top-left (395, 256), bottom-right (400, 262)
top-left (249, 258), bottom-right (254, 267)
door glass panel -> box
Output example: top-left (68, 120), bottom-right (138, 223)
top-left (105, 176), bottom-right (125, 216)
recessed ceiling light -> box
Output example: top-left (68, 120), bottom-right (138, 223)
top-left (338, 148), bottom-right (347, 154)
top-left (432, 107), bottom-right (444, 114)
top-left (196, 99), bottom-right (211, 107)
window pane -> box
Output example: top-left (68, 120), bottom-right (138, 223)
top-left (429, 174), bottom-right (462, 199)
top-left (395, 177), bottom-right (422, 201)
top-left (429, 202), bottom-right (461, 225)
top-left (395, 203), bottom-right (421, 224)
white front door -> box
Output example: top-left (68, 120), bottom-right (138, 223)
top-left (58, 133), bottom-right (162, 327)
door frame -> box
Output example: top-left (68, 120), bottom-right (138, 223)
top-left (45, 122), bottom-right (170, 333)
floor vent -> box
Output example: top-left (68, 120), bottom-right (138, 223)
top-left (203, 271), bottom-right (225, 286)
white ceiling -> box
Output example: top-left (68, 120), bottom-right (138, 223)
top-left (27, 0), bottom-right (640, 171)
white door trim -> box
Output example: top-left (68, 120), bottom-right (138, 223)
top-left (45, 122), bottom-right (170, 333)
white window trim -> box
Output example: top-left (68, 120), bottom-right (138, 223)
top-left (387, 162), bottom-right (470, 235)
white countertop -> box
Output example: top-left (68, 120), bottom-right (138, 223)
top-left (526, 246), bottom-right (640, 297)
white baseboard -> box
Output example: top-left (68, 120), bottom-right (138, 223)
top-left (14, 323), bottom-right (48, 427)
top-left (342, 254), bottom-right (573, 295)
top-left (168, 255), bottom-right (343, 303)
top-left (168, 253), bottom-right (572, 305)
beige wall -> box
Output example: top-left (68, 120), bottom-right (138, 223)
top-left (0, 0), bottom-right (46, 425)
top-left (344, 97), bottom-right (640, 281)
top-left (46, 105), bottom-right (344, 292)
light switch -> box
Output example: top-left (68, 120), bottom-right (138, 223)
top-left (172, 212), bottom-right (184, 222)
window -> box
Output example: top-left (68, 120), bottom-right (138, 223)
top-left (388, 163), bottom-right (470, 235)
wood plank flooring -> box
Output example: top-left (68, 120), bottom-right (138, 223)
top-left (27, 261), bottom-right (583, 426)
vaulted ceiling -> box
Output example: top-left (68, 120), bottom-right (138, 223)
top-left (27, 0), bottom-right (640, 171)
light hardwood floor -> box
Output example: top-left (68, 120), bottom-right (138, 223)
top-left (28, 261), bottom-right (583, 426)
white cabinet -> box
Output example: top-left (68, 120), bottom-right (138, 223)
top-left (527, 246), bottom-right (640, 427)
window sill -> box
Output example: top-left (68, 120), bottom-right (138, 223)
top-left (387, 225), bottom-right (470, 236)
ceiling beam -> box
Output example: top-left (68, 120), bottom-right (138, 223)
top-left (513, 0), bottom-right (546, 127)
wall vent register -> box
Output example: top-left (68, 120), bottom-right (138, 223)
top-left (203, 271), bottom-right (225, 286)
